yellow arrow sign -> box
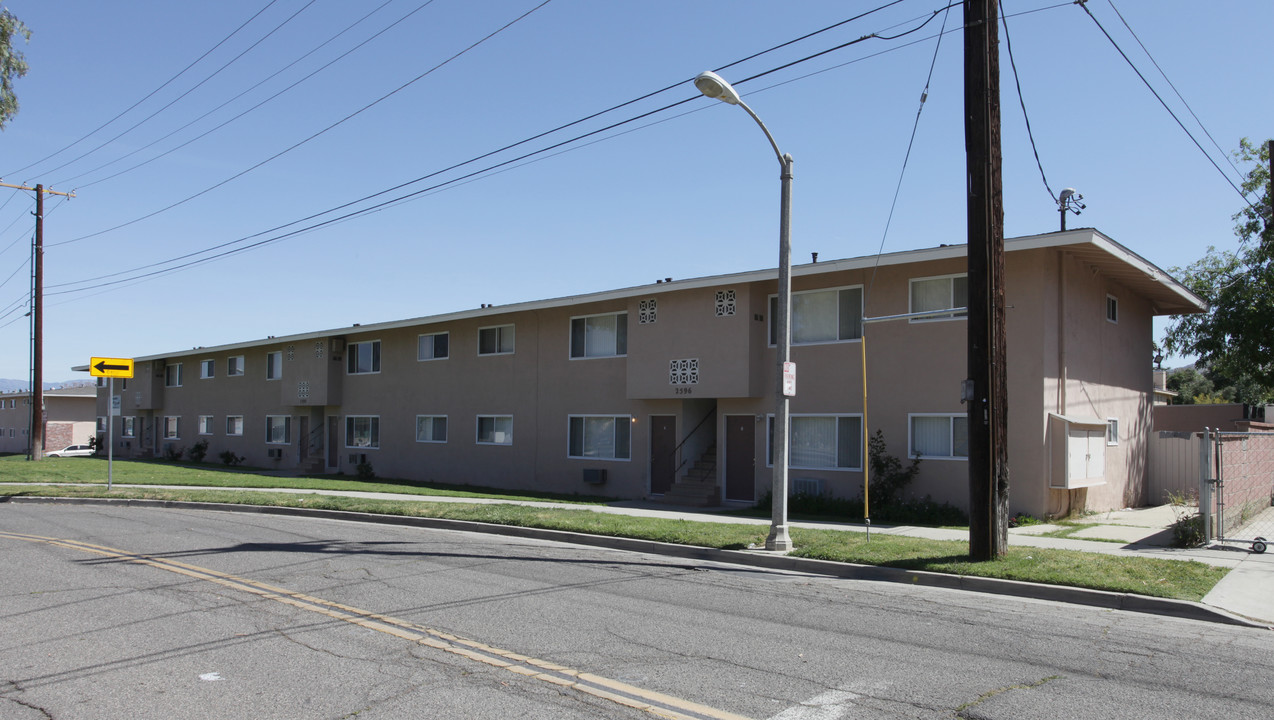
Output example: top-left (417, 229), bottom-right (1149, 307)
top-left (90, 357), bottom-right (134, 379)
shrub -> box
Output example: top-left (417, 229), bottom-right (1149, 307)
top-left (163, 445), bottom-right (185, 462)
top-left (754, 490), bottom-right (966, 527)
top-left (1167, 490), bottom-right (1205, 548)
top-left (868, 429), bottom-right (920, 508)
top-left (752, 431), bottom-right (966, 526)
top-left (219, 450), bottom-right (244, 466)
top-left (356, 461), bottom-right (376, 480)
top-left (188, 440), bottom-right (209, 463)
top-left (1009, 512), bottom-right (1042, 528)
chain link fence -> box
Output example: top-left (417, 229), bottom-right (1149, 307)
top-left (1204, 430), bottom-right (1274, 553)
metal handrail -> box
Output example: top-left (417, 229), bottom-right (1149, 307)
top-left (670, 408), bottom-right (717, 475)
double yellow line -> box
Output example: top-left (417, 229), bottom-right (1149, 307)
top-left (1, 530), bottom-right (753, 720)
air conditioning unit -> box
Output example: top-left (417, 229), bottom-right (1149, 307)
top-left (330, 337), bottom-right (346, 353)
top-left (267, 448), bottom-right (283, 459)
top-left (791, 477), bottom-right (825, 497)
top-left (348, 453), bottom-right (367, 465)
top-left (582, 468), bottom-right (606, 485)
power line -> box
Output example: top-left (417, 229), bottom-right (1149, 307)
top-left (39, 1), bottom-right (322, 181)
top-left (47, 1), bottom-right (939, 296)
top-left (1104, 0), bottom-right (1246, 186)
top-left (5, 0), bottom-right (284, 178)
top-left (1001, 0), bottom-right (1056, 203)
top-left (869, 3), bottom-right (954, 300)
top-left (47, 2), bottom-right (937, 296)
top-left (55, 0), bottom-right (406, 188)
top-left (53, 0), bottom-right (555, 247)
top-left (1077, 0), bottom-right (1251, 207)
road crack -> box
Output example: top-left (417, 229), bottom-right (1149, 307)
top-left (1, 680), bottom-right (55, 719)
top-left (955, 675), bottom-right (1063, 717)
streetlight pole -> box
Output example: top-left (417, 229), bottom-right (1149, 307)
top-left (693, 71), bottom-right (794, 551)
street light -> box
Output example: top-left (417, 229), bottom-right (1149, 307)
top-left (694, 71), bottom-right (794, 552)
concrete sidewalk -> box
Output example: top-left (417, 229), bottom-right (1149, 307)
top-left (11, 483), bottom-right (1272, 628)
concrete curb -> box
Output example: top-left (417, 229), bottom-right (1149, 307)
top-left (5, 495), bottom-right (1268, 630)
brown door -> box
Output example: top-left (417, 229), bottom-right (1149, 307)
top-left (725, 415), bottom-right (755, 502)
top-left (298, 417), bottom-right (309, 462)
top-left (327, 416), bottom-right (339, 469)
top-left (649, 415), bottom-right (676, 495)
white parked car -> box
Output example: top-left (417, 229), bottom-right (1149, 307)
top-left (46, 444), bottom-right (94, 457)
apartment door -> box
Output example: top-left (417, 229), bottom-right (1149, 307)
top-left (326, 416), bottom-right (339, 470)
top-left (725, 415), bottom-right (755, 502)
top-left (649, 415), bottom-right (676, 495)
top-left (298, 417), bottom-right (309, 462)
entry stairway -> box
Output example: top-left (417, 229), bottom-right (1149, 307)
top-left (657, 444), bottom-right (720, 507)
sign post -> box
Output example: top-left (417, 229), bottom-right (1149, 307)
top-left (89, 357), bottom-right (134, 490)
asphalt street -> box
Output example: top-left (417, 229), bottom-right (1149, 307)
top-left (2, 504), bottom-right (1271, 719)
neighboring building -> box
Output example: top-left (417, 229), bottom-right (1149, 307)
top-left (1154, 403), bottom-right (1270, 433)
top-left (1152, 369), bottom-right (1178, 405)
top-left (0, 385), bottom-right (98, 455)
top-left (80, 229), bottom-right (1204, 517)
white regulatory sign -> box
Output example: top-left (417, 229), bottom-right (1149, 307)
top-left (782, 361), bottom-right (796, 397)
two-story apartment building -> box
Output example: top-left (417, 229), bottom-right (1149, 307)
top-left (83, 229), bottom-right (1205, 518)
top-left (0, 385), bottom-right (98, 455)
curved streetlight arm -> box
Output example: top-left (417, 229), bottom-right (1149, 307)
top-left (735, 99), bottom-right (786, 169)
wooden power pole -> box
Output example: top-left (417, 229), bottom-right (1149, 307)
top-left (964, 0), bottom-right (1010, 559)
top-left (0, 180), bottom-right (75, 460)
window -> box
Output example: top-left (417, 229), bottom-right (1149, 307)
top-left (265, 415), bottom-right (291, 444)
top-left (198, 415), bottom-right (215, 435)
top-left (418, 332), bottom-right (449, 361)
top-left (1106, 295), bottom-right (1119, 324)
top-left (266, 351), bottom-right (282, 380)
top-left (347, 341), bottom-right (381, 374)
top-left (122, 417), bottom-right (135, 438)
top-left (478, 325), bottom-right (515, 355)
top-left (477, 415), bottom-right (513, 445)
top-left (909, 274), bottom-right (968, 321)
top-left (768, 415), bottom-right (863, 470)
top-left (571, 313), bottom-right (627, 358)
top-left (200, 359), bottom-right (215, 379)
top-left (416, 415), bottom-right (447, 443)
top-left (165, 363), bottom-right (183, 387)
top-left (163, 416), bottom-right (180, 439)
top-left (909, 414), bottom-right (969, 459)
top-left (568, 415), bottom-right (631, 460)
top-left (1107, 418), bottom-right (1119, 446)
top-left (770, 287), bottom-right (863, 345)
top-left (97, 416), bottom-right (106, 433)
top-left (227, 355), bottom-right (244, 377)
top-left (226, 415), bottom-right (244, 436)
top-left (345, 416), bottom-right (380, 448)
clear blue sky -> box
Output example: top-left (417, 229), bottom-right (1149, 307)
top-left (0, 0), bottom-right (1268, 383)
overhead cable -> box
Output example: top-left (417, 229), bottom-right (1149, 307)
top-left (5, 0), bottom-right (284, 178)
top-left (53, 0), bottom-right (554, 247)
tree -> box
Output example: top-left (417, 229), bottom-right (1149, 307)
top-left (0, 6), bottom-right (30, 129)
top-left (1164, 139), bottom-right (1274, 395)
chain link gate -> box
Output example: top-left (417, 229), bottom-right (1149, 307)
top-left (1202, 429), bottom-right (1274, 554)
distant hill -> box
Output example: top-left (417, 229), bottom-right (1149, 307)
top-left (0, 379), bottom-right (95, 393)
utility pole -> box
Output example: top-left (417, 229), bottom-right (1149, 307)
top-left (1, 180), bottom-right (75, 460)
top-left (963, 0), bottom-right (1009, 559)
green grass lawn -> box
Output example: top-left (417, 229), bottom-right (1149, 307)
top-left (0, 455), bottom-right (610, 504)
top-left (0, 460), bottom-right (1229, 603)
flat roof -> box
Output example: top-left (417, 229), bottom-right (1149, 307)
top-left (75, 228), bottom-right (1204, 369)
